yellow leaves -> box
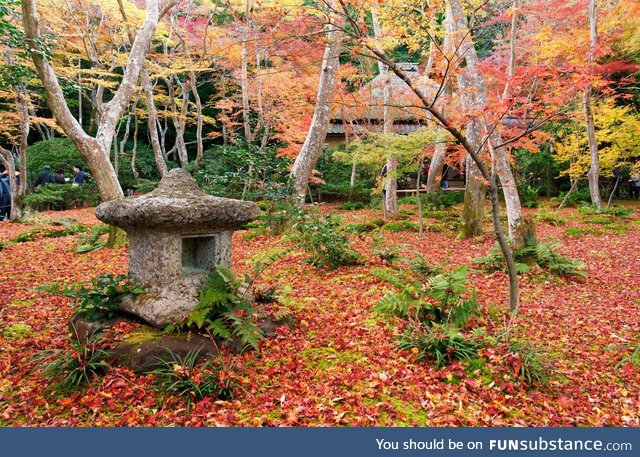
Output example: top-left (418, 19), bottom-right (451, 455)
top-left (554, 99), bottom-right (640, 177)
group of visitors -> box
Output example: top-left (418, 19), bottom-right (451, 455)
top-left (0, 163), bottom-right (86, 220)
top-left (34, 163), bottom-right (85, 187)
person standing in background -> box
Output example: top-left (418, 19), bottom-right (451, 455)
top-left (54, 167), bottom-right (66, 184)
top-left (72, 164), bottom-right (85, 185)
top-left (35, 165), bottom-right (54, 187)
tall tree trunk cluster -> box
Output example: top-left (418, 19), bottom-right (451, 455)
top-left (372, 4), bottom-right (398, 217)
top-left (23, 0), bottom-right (176, 202)
top-left (290, 0), bottom-right (343, 203)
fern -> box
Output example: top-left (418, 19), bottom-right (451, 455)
top-left (371, 268), bottom-right (410, 290)
top-left (374, 291), bottom-right (413, 317)
top-left (406, 254), bottom-right (440, 277)
top-left (374, 265), bottom-right (479, 329)
top-left (474, 239), bottom-right (586, 277)
top-left (184, 265), bottom-right (264, 350)
top-left (206, 318), bottom-right (233, 340)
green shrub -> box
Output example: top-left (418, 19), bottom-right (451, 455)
top-left (26, 138), bottom-right (86, 184)
top-left (76, 224), bottom-right (111, 253)
top-left (518, 184), bottom-right (540, 208)
top-left (566, 227), bottom-right (602, 237)
top-left (475, 239), bottom-right (587, 277)
top-left (244, 200), bottom-right (303, 240)
top-left (149, 347), bottom-right (241, 410)
top-left (12, 228), bottom-right (41, 243)
top-left (33, 333), bottom-right (110, 392)
top-left (133, 179), bottom-right (159, 194)
top-left (23, 183), bottom-right (99, 211)
top-left (338, 201), bottom-right (366, 211)
top-left (565, 228), bottom-right (582, 237)
top-left (12, 224), bottom-right (86, 243)
top-left (292, 213), bottom-right (361, 269)
top-left (605, 206), bottom-right (632, 218)
top-left (397, 192), bottom-right (464, 210)
top-left (505, 339), bottom-right (554, 385)
top-left (397, 195), bottom-right (418, 205)
top-left (341, 222), bottom-right (378, 234)
top-left (374, 265), bottom-right (480, 329)
top-left (194, 143), bottom-right (290, 200)
top-left (371, 232), bottom-right (402, 264)
top-left (579, 204), bottom-right (632, 218)
top-left (39, 274), bottom-right (144, 321)
top-left (535, 208), bottom-right (566, 226)
top-left (405, 254), bottom-right (440, 278)
top-left (184, 265), bottom-right (265, 350)
top-left (552, 186), bottom-right (591, 207)
top-left (423, 192), bottom-right (464, 210)
top-left (584, 215), bottom-right (612, 225)
top-left (383, 220), bottom-right (419, 232)
top-left (313, 149), bottom-right (375, 202)
top-left (399, 324), bottom-right (482, 367)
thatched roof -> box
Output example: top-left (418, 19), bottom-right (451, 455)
top-left (332, 63), bottom-right (435, 129)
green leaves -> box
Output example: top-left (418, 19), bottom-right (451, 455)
top-left (33, 333), bottom-right (110, 393)
top-left (474, 239), bottom-right (587, 278)
top-left (149, 346), bottom-right (243, 411)
top-left (292, 212), bottom-right (361, 269)
top-left (185, 265), bottom-right (264, 351)
top-left (39, 274), bottom-right (144, 321)
top-left (374, 264), bottom-right (484, 368)
top-left (375, 265), bottom-right (479, 329)
top-left (399, 324), bottom-right (483, 367)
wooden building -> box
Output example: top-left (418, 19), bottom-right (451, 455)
top-left (327, 63), bottom-right (465, 190)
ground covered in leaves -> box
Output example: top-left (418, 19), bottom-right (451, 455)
top-left (1, 201), bottom-right (639, 426)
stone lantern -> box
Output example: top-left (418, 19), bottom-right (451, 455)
top-left (95, 169), bottom-right (260, 327)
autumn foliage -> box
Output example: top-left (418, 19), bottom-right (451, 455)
top-left (1, 202), bottom-right (638, 426)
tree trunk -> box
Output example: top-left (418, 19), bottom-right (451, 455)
top-left (493, 0), bottom-right (535, 249)
top-left (240, 33), bottom-right (256, 144)
top-left (131, 114), bottom-right (139, 180)
top-left (364, 1), bottom-right (520, 312)
top-left (417, 149), bottom-right (426, 235)
top-left (584, 87), bottom-right (601, 209)
top-left (190, 72), bottom-right (204, 172)
top-left (141, 67), bottom-right (169, 177)
top-left (584, 0), bottom-right (602, 209)
top-left (290, 0), bottom-right (343, 203)
top-left (491, 136), bottom-right (534, 248)
top-left (559, 178), bottom-right (580, 209)
top-left (426, 4), bottom-right (453, 195)
top-left (426, 138), bottom-right (446, 192)
top-left (448, 1), bottom-right (486, 238)
top-left (461, 150), bottom-right (485, 238)
top-left (22, 0), bottom-right (170, 202)
top-left (165, 77), bottom-right (190, 168)
top-left (372, 4), bottom-right (397, 216)
top-left (16, 89), bottom-right (29, 200)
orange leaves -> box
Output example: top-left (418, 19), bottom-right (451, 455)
top-left (2, 205), bottom-right (640, 426)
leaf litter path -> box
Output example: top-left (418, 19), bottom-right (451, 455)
top-left (0, 204), bottom-right (638, 426)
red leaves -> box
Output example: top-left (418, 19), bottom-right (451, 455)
top-left (1, 206), bottom-right (640, 426)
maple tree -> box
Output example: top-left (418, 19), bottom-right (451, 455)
top-left (0, 0), bottom-right (639, 430)
top-left (21, 0), bottom-right (179, 201)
